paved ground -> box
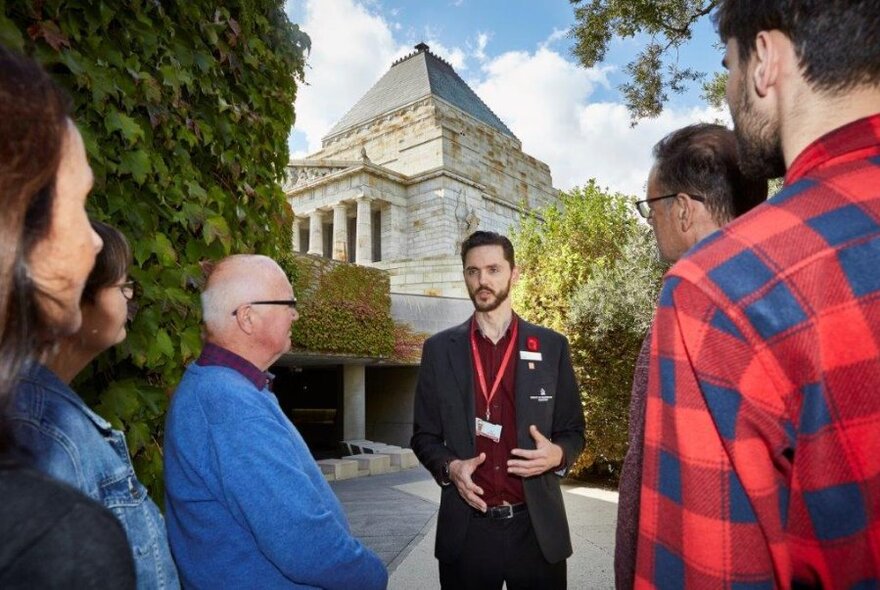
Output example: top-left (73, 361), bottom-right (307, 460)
top-left (330, 466), bottom-right (618, 589)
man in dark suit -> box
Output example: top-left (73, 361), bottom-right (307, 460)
top-left (411, 230), bottom-right (586, 590)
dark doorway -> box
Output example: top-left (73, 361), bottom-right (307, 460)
top-left (272, 365), bottom-right (343, 459)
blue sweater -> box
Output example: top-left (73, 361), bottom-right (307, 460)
top-left (164, 363), bottom-right (387, 590)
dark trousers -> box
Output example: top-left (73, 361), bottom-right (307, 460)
top-left (438, 509), bottom-right (566, 590)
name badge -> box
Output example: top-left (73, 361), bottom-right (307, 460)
top-left (520, 351), bottom-right (542, 361)
top-left (475, 418), bottom-right (502, 442)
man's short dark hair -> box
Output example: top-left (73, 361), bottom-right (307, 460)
top-left (460, 231), bottom-right (515, 268)
top-left (714, 0), bottom-right (880, 93)
top-left (652, 123), bottom-right (768, 223)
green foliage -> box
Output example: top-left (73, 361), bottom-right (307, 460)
top-left (512, 181), bottom-right (665, 475)
top-left (569, 0), bottom-right (719, 121)
top-left (702, 71), bottom-right (729, 109)
top-left (4, 0), bottom-right (309, 499)
top-left (291, 255), bottom-right (395, 357)
top-left (566, 227), bottom-right (665, 471)
top-left (392, 324), bottom-right (428, 364)
top-left (513, 180), bottom-right (636, 334)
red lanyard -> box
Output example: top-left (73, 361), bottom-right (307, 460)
top-left (470, 317), bottom-right (518, 421)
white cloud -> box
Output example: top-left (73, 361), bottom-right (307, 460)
top-left (473, 32), bottom-right (490, 63)
top-left (289, 0), bottom-right (410, 157)
top-left (474, 48), bottom-right (730, 195)
top-left (539, 28), bottom-right (568, 50)
top-left (288, 0), bottom-right (730, 196)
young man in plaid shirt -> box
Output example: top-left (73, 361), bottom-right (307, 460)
top-left (635, 1), bottom-right (880, 587)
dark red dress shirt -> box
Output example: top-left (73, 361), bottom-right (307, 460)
top-left (470, 314), bottom-right (524, 506)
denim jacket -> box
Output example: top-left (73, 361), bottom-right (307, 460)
top-left (8, 364), bottom-right (179, 590)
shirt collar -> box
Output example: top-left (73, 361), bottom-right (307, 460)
top-left (471, 311), bottom-right (518, 342)
top-left (24, 364), bottom-right (113, 432)
top-left (196, 343), bottom-right (272, 390)
top-left (786, 113), bottom-right (880, 184)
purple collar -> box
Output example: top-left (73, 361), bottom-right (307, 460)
top-left (196, 343), bottom-right (272, 391)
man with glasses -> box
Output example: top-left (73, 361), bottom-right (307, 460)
top-left (164, 254), bottom-right (387, 590)
top-left (616, 123), bottom-right (766, 589)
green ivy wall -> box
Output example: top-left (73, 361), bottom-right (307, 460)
top-left (1, 0), bottom-right (309, 499)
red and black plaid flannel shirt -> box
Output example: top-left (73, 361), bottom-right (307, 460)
top-left (636, 114), bottom-right (880, 588)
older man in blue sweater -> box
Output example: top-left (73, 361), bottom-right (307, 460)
top-left (164, 254), bottom-right (387, 590)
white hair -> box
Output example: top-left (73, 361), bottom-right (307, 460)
top-left (200, 255), bottom-right (285, 332)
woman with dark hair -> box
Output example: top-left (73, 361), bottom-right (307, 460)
top-left (10, 221), bottom-right (180, 589)
top-left (0, 45), bottom-right (135, 587)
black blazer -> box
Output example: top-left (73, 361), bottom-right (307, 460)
top-left (411, 316), bottom-right (586, 564)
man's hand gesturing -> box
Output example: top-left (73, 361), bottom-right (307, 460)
top-left (507, 425), bottom-right (563, 478)
top-left (448, 453), bottom-right (487, 512)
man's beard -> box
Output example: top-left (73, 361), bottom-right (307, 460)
top-left (732, 85), bottom-right (787, 180)
top-left (468, 280), bottom-right (511, 312)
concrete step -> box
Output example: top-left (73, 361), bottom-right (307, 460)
top-left (341, 439), bottom-right (374, 455)
top-left (316, 459), bottom-right (360, 481)
top-left (375, 448), bottom-right (419, 469)
top-left (344, 453), bottom-right (392, 476)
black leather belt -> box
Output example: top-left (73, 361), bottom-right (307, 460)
top-left (474, 503), bottom-right (527, 520)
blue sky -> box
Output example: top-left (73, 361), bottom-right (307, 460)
top-left (284, 1), bottom-right (728, 196)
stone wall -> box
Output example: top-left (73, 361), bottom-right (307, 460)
top-left (434, 100), bottom-right (557, 210)
top-left (390, 293), bottom-right (474, 334)
top-left (312, 98), bottom-right (445, 177)
top-left (365, 366), bottom-right (419, 447)
top-left (373, 255), bottom-right (466, 298)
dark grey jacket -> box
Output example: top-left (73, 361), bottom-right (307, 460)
top-left (411, 317), bottom-right (586, 564)
top-left (0, 466), bottom-right (135, 588)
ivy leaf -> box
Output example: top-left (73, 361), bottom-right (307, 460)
top-left (0, 13), bottom-right (25, 50)
top-left (203, 215), bottom-right (232, 253)
top-left (118, 149), bottom-right (151, 184)
top-left (27, 20), bottom-right (71, 51)
top-left (127, 421), bottom-right (151, 454)
top-left (96, 380), bottom-right (141, 425)
top-left (105, 110), bottom-right (144, 144)
top-left (185, 181), bottom-right (208, 203)
top-left (151, 232), bottom-right (178, 265)
top-left (149, 329), bottom-right (174, 361)
top-left (179, 325), bottom-right (203, 361)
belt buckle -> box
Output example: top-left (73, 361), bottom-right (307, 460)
top-left (494, 504), bottom-right (514, 520)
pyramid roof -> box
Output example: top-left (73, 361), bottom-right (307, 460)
top-left (324, 43), bottom-right (516, 141)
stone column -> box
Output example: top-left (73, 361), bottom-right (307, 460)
top-left (385, 203), bottom-right (405, 261)
top-left (343, 364), bottom-right (366, 441)
top-left (307, 210), bottom-right (323, 256)
top-left (355, 196), bottom-right (373, 264)
top-left (332, 203), bottom-right (348, 262)
top-left (292, 216), bottom-right (302, 253)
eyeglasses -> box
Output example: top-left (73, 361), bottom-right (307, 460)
top-left (635, 193), bottom-right (706, 219)
top-left (231, 299), bottom-right (298, 316)
top-left (118, 281), bottom-right (135, 301)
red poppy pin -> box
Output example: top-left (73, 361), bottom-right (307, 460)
top-left (526, 336), bottom-right (539, 352)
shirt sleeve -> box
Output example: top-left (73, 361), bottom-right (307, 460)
top-left (209, 412), bottom-right (387, 590)
top-left (411, 337), bottom-right (459, 484)
top-left (635, 276), bottom-right (793, 587)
